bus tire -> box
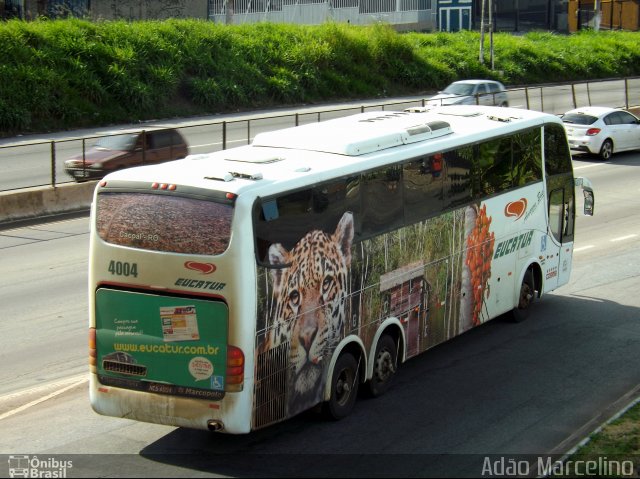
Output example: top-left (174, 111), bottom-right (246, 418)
top-left (324, 352), bottom-right (359, 420)
top-left (512, 269), bottom-right (535, 323)
top-left (367, 334), bottom-right (397, 398)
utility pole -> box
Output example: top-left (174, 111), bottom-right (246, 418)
top-left (226, 0), bottom-right (235, 24)
top-left (489, 0), bottom-right (494, 70)
top-left (479, 0), bottom-right (487, 64)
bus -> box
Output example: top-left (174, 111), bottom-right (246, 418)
top-left (88, 105), bottom-right (594, 433)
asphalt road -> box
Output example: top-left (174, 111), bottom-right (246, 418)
top-left (0, 150), bottom-right (638, 477)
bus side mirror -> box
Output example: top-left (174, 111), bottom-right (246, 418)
top-left (575, 177), bottom-right (594, 216)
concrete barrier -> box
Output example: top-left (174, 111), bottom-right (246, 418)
top-left (0, 181), bottom-right (97, 226)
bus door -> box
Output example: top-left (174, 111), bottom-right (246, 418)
top-left (547, 178), bottom-right (575, 288)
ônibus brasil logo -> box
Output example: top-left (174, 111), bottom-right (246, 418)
top-left (184, 261), bottom-right (216, 275)
top-left (504, 198), bottom-right (527, 220)
top-left (8, 455), bottom-right (73, 478)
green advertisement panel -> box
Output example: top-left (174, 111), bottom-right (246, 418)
top-left (95, 288), bottom-right (228, 400)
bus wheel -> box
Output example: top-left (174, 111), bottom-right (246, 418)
top-left (512, 269), bottom-right (534, 322)
top-left (367, 334), bottom-right (397, 398)
top-left (324, 352), bottom-right (359, 420)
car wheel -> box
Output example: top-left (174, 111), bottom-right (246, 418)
top-left (599, 139), bottom-right (613, 160)
top-left (499, 101), bottom-right (509, 107)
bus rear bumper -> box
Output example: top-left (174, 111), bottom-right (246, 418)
top-left (89, 373), bottom-right (251, 434)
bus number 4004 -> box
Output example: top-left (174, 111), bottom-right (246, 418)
top-left (108, 260), bottom-right (138, 278)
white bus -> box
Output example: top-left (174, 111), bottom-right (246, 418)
top-left (88, 106), bottom-right (594, 433)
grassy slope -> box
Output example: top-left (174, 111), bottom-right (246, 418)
top-left (565, 401), bottom-right (640, 475)
top-left (0, 19), bottom-right (639, 136)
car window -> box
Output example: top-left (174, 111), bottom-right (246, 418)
top-left (487, 83), bottom-right (501, 93)
top-left (149, 130), bottom-right (181, 149)
top-left (443, 83), bottom-right (474, 96)
top-left (617, 111), bottom-right (639, 125)
top-left (605, 113), bottom-right (624, 125)
top-left (172, 130), bottom-right (185, 145)
top-left (561, 114), bottom-right (598, 125)
top-left (94, 134), bottom-right (138, 151)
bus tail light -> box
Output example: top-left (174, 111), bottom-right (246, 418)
top-left (586, 128), bottom-right (601, 136)
top-left (89, 328), bottom-right (97, 373)
top-left (226, 346), bottom-right (244, 392)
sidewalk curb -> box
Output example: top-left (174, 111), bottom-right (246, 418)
top-left (565, 390), bottom-right (640, 456)
top-left (537, 383), bottom-right (640, 477)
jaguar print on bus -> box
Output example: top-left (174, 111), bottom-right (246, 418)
top-left (265, 212), bottom-right (354, 416)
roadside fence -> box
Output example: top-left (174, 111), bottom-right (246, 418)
top-left (1, 76), bottom-right (639, 192)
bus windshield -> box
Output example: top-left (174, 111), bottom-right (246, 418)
top-left (96, 192), bottom-right (233, 255)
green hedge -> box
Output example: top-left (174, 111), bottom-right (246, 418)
top-left (1, 18), bottom-right (639, 136)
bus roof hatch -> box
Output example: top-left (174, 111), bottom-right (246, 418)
top-left (252, 112), bottom-right (452, 156)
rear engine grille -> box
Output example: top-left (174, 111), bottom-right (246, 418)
top-left (253, 342), bottom-right (289, 429)
top-left (103, 360), bottom-right (148, 377)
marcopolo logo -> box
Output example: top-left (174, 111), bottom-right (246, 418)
top-left (504, 198), bottom-right (528, 221)
top-left (8, 455), bottom-right (72, 478)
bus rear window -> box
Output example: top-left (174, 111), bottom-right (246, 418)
top-left (96, 192), bottom-right (233, 255)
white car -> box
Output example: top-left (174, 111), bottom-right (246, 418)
top-left (561, 106), bottom-right (640, 160)
top-left (426, 80), bottom-right (509, 107)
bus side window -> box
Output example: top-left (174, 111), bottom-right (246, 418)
top-left (403, 156), bottom-right (443, 224)
top-left (472, 137), bottom-right (512, 198)
top-left (361, 165), bottom-right (403, 238)
top-left (562, 178), bottom-right (575, 241)
top-left (254, 177), bottom-right (362, 264)
top-left (312, 177), bottom-right (361, 237)
top-left (548, 188), bottom-right (565, 243)
top-left (545, 123), bottom-right (572, 176)
top-left (443, 148), bottom-right (471, 210)
top-left (547, 177), bottom-right (575, 244)
top-left (254, 189), bottom-right (313, 258)
top-left (512, 129), bottom-right (543, 187)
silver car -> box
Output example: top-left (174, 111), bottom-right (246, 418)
top-left (561, 106), bottom-right (640, 160)
top-left (427, 79), bottom-right (509, 107)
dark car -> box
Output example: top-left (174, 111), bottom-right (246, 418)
top-left (64, 128), bottom-right (189, 181)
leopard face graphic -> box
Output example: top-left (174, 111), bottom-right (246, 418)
top-left (267, 212), bottom-right (354, 414)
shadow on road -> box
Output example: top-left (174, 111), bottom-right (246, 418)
top-left (138, 293), bottom-right (640, 477)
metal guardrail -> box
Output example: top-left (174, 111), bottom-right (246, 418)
top-left (1, 76), bottom-right (639, 192)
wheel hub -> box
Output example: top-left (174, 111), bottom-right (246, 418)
top-left (375, 350), bottom-right (394, 382)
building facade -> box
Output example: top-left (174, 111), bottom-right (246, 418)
top-left (4, 0), bottom-right (638, 32)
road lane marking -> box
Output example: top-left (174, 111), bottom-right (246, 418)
top-left (0, 374), bottom-right (88, 421)
top-left (610, 234), bottom-right (638, 242)
top-left (572, 162), bottom-right (610, 170)
top-left (573, 245), bottom-right (595, 252)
